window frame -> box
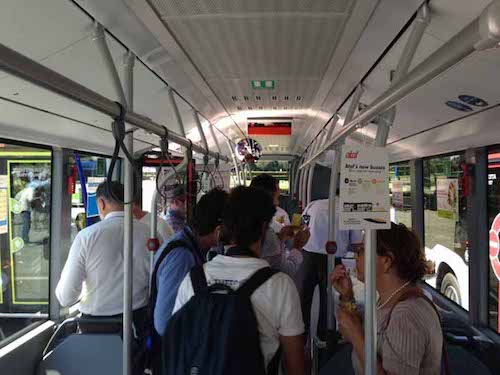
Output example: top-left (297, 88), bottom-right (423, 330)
top-left (0, 138), bottom-right (53, 349)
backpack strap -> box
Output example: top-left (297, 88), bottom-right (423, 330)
top-left (150, 240), bottom-right (190, 316)
top-left (190, 265), bottom-right (208, 294)
top-left (382, 287), bottom-right (450, 375)
top-left (236, 267), bottom-right (279, 298)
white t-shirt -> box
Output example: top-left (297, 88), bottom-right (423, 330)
top-left (302, 198), bottom-right (363, 256)
top-left (19, 187), bottom-right (34, 212)
top-left (173, 255), bottom-right (304, 368)
top-left (139, 212), bottom-right (174, 245)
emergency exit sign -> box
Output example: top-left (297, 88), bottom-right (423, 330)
top-left (251, 80), bottom-right (275, 89)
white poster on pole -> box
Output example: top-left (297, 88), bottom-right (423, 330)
top-left (339, 145), bottom-right (390, 230)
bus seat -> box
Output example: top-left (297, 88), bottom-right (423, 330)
top-left (447, 345), bottom-right (492, 375)
top-left (37, 334), bottom-right (122, 375)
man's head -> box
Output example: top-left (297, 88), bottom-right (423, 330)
top-left (223, 186), bottom-right (276, 255)
top-left (96, 181), bottom-right (124, 220)
top-left (166, 184), bottom-right (187, 216)
top-left (190, 188), bottom-right (228, 249)
top-left (250, 174), bottom-right (280, 207)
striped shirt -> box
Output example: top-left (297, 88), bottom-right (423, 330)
top-left (352, 297), bottom-right (443, 375)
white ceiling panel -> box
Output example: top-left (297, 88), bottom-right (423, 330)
top-left (151, 0), bottom-right (352, 16)
top-left (164, 16), bottom-right (344, 80)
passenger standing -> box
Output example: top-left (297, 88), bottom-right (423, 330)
top-left (132, 195), bottom-right (173, 245)
top-left (18, 184), bottom-right (35, 243)
top-left (250, 174), bottom-right (310, 276)
top-left (163, 184), bottom-right (187, 233)
top-left (152, 188), bottom-right (228, 336)
top-left (55, 182), bottom-right (150, 326)
top-left (301, 197), bottom-right (363, 340)
top-left (331, 223), bottom-right (443, 375)
top-left (173, 186), bottom-right (305, 375)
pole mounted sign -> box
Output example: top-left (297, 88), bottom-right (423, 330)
top-left (339, 145), bottom-right (390, 230)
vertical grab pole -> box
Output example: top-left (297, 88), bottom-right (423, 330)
top-left (365, 7), bottom-right (430, 374)
top-left (123, 51), bottom-right (135, 375)
top-left (226, 139), bottom-right (241, 186)
top-left (193, 111), bottom-right (210, 188)
top-left (364, 230), bottom-right (377, 375)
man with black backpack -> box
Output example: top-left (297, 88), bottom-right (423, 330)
top-left (151, 187), bottom-right (228, 337)
top-left (168, 186), bottom-right (305, 375)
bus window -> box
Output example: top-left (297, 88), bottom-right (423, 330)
top-left (389, 162), bottom-right (411, 228)
top-left (0, 143), bottom-right (51, 344)
top-left (424, 153), bottom-right (469, 309)
top-left (487, 148), bottom-right (500, 334)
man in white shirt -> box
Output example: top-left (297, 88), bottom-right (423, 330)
top-left (132, 194), bottom-right (173, 245)
top-left (18, 184), bottom-right (35, 243)
top-left (173, 186), bottom-right (304, 375)
top-left (301, 197), bottom-right (363, 340)
top-left (56, 182), bottom-right (150, 323)
top-left (250, 174), bottom-right (309, 277)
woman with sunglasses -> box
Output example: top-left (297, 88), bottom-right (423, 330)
top-left (331, 223), bottom-right (443, 375)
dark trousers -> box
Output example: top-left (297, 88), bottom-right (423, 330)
top-left (21, 211), bottom-right (31, 243)
top-left (301, 251), bottom-right (328, 340)
top-left (80, 305), bottom-right (149, 338)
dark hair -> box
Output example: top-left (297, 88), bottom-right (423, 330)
top-left (191, 188), bottom-right (228, 236)
top-left (377, 222), bottom-right (430, 281)
top-left (250, 174), bottom-right (278, 196)
top-left (96, 181), bottom-right (124, 205)
top-left (166, 184), bottom-right (186, 200)
top-left (223, 186), bottom-right (276, 247)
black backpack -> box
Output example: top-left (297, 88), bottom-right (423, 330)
top-left (162, 265), bottom-right (281, 375)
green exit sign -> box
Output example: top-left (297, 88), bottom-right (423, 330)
top-left (251, 80), bottom-right (276, 89)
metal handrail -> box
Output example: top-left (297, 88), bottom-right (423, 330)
top-left (0, 42), bottom-right (229, 163)
top-left (299, 1), bottom-right (500, 170)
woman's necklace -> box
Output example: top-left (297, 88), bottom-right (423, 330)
top-left (377, 281), bottom-right (411, 310)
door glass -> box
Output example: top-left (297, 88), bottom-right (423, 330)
top-left (0, 144), bottom-right (51, 344)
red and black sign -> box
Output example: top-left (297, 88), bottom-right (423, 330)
top-left (248, 121), bottom-right (292, 136)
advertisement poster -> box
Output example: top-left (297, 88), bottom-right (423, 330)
top-left (437, 178), bottom-right (459, 220)
top-left (392, 179), bottom-right (404, 209)
top-left (86, 177), bottom-right (106, 218)
top-left (339, 145), bottom-right (390, 230)
top-left (0, 175), bottom-right (8, 234)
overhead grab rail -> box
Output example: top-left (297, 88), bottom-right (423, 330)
top-left (0, 42), bottom-right (229, 164)
top-left (299, 1), bottom-right (500, 170)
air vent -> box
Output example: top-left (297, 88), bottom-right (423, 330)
top-left (283, 96), bottom-right (289, 101)
top-left (272, 95), bottom-right (278, 101)
top-left (255, 95), bottom-right (262, 101)
top-left (243, 96), bottom-right (250, 101)
top-left (231, 96), bottom-right (238, 101)
top-left (143, 47), bottom-right (171, 67)
top-left (296, 96), bottom-right (302, 102)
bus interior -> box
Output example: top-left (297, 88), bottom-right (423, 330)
top-left (1, 0), bottom-right (500, 374)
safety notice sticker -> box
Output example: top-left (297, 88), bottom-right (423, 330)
top-left (339, 145), bottom-right (390, 230)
